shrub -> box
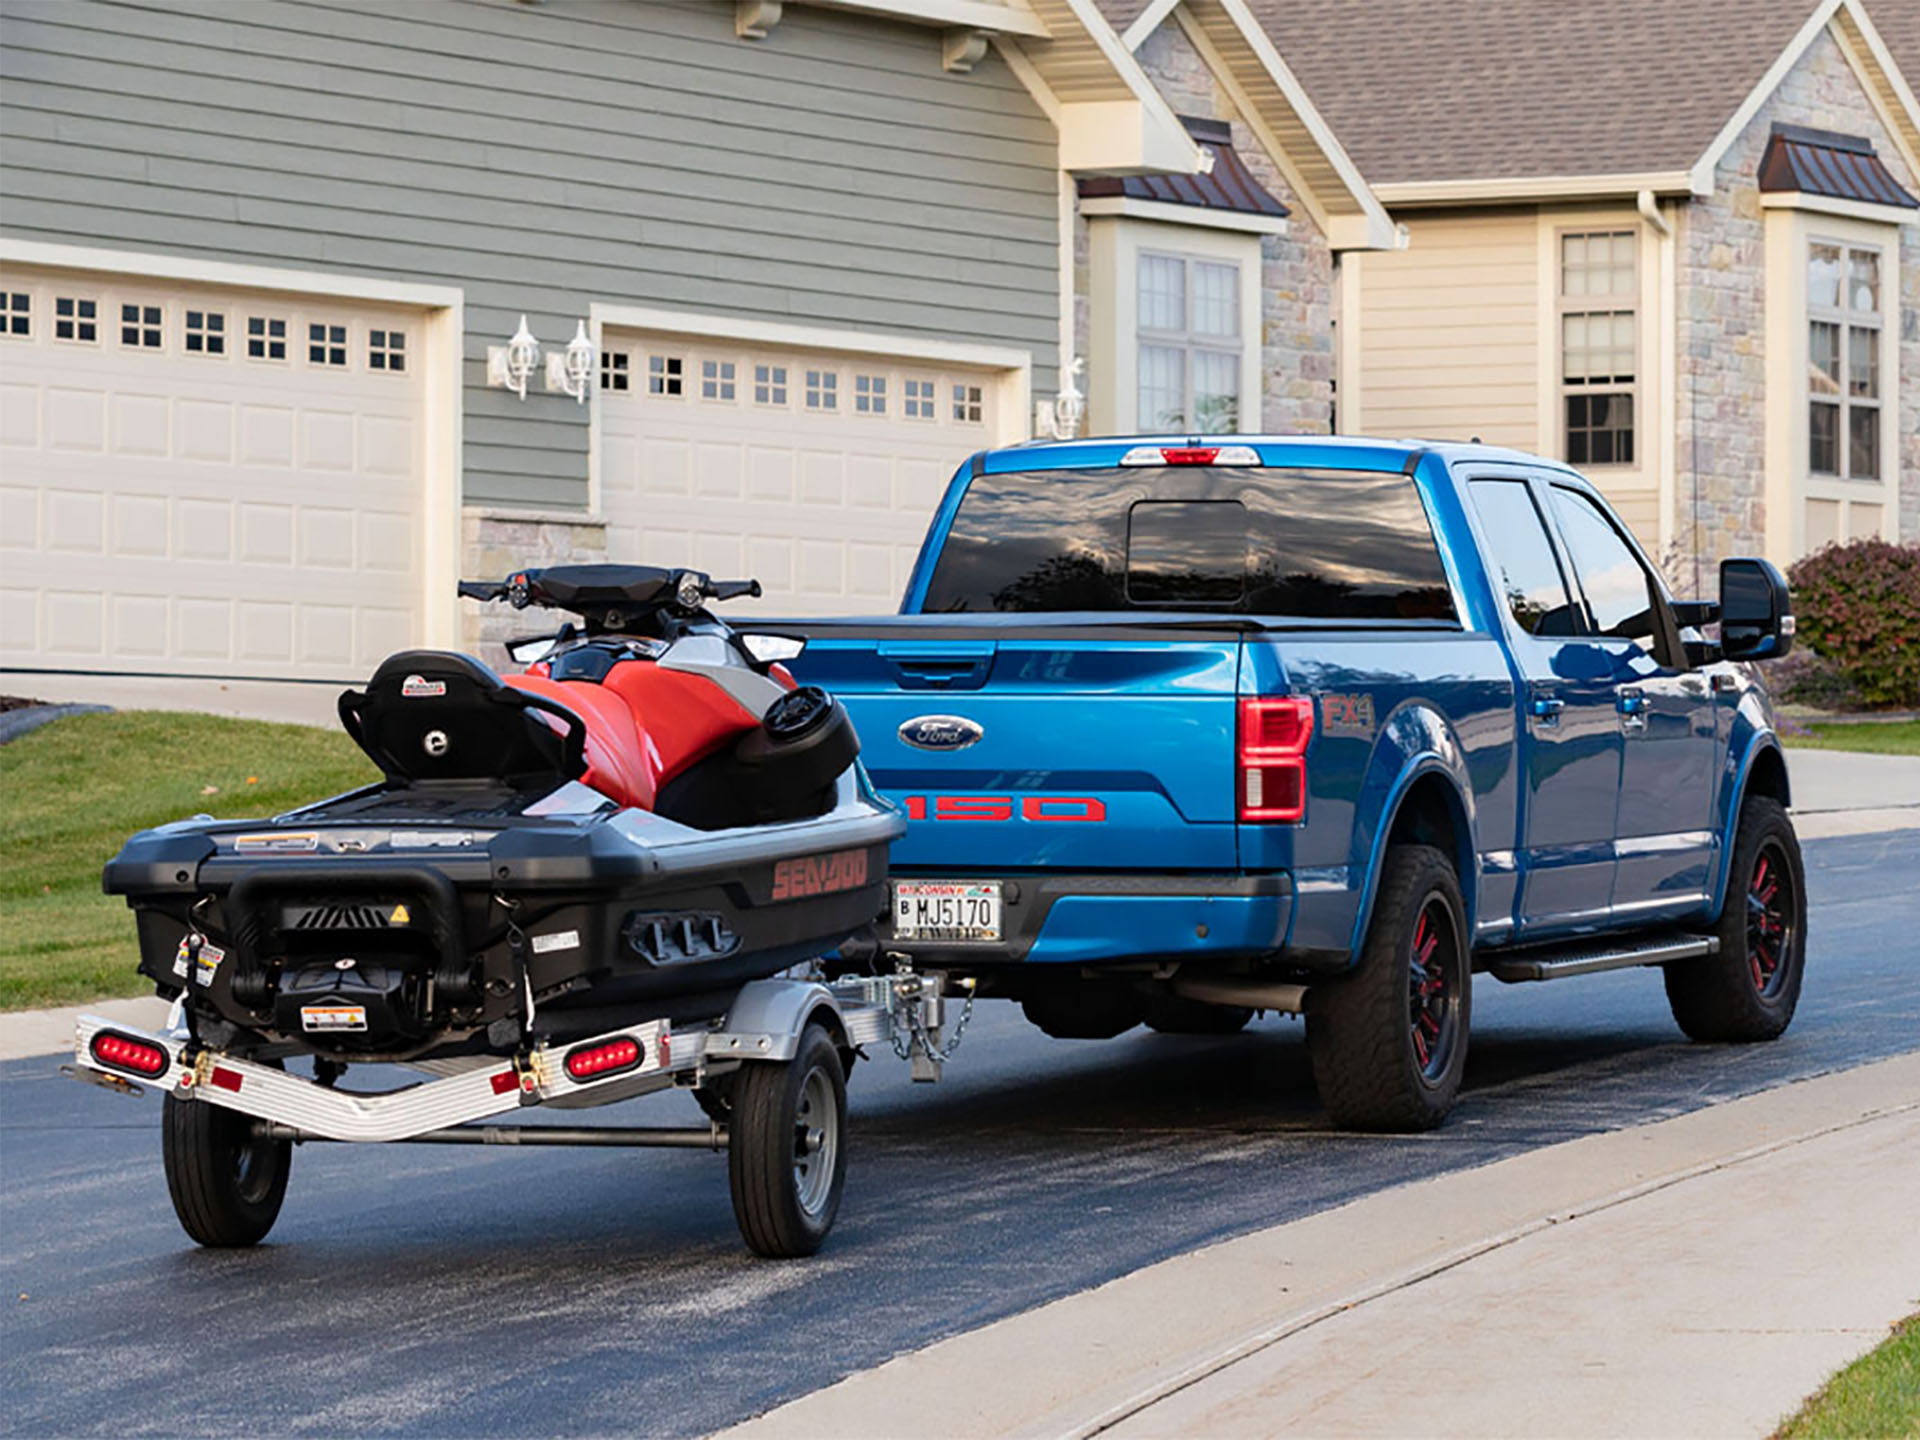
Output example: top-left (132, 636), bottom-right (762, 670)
top-left (1785, 539), bottom-right (1920, 709)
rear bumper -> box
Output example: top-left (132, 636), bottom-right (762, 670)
top-left (882, 872), bottom-right (1293, 965)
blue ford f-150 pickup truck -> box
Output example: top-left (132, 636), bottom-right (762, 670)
top-left (786, 436), bottom-right (1805, 1132)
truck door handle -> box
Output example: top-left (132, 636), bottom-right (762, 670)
top-left (1616, 688), bottom-right (1647, 715)
top-left (1530, 696), bottom-right (1565, 723)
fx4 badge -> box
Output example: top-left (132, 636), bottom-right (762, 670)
top-left (899, 715), bottom-right (983, 751)
top-left (1321, 692), bottom-right (1375, 737)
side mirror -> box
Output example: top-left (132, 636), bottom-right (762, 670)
top-left (738, 633), bottom-right (807, 666)
top-left (1719, 558), bottom-right (1795, 661)
top-left (504, 633), bottom-right (560, 664)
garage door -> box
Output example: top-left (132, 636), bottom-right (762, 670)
top-left (0, 264), bottom-right (428, 681)
top-left (598, 329), bottom-right (1006, 614)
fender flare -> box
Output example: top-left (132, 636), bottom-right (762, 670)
top-left (712, 979), bottom-right (849, 1062)
top-left (1706, 733), bottom-right (1791, 921)
top-left (1344, 704), bottom-right (1480, 958)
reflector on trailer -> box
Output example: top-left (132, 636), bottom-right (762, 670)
top-left (90, 1032), bottom-right (169, 1078)
top-left (564, 1036), bottom-right (642, 1080)
top-left (1119, 444), bottom-right (1261, 467)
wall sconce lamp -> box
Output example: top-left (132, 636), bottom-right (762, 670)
top-left (486, 315), bottom-right (542, 400)
top-left (545, 320), bottom-right (596, 405)
top-left (1034, 356), bottom-right (1086, 440)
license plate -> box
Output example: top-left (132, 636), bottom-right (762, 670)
top-left (892, 881), bottom-right (1002, 942)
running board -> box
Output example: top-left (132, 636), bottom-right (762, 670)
top-left (1485, 934), bottom-right (1717, 983)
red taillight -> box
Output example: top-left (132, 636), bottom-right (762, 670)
top-left (565, 1036), bottom-right (642, 1081)
top-left (1239, 697), bottom-right (1314, 823)
top-left (1161, 446), bottom-right (1219, 465)
top-left (91, 1032), bottom-right (169, 1078)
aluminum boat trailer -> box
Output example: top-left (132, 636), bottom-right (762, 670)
top-left (69, 966), bottom-right (967, 1258)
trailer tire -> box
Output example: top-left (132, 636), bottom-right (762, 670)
top-left (1307, 843), bottom-right (1469, 1132)
top-left (728, 1023), bottom-right (847, 1258)
top-left (162, 1090), bottom-right (291, 1247)
top-left (1665, 796), bottom-right (1807, 1042)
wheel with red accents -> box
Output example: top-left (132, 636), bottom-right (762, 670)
top-left (162, 1087), bottom-right (291, 1248)
top-left (1665, 796), bottom-right (1807, 1043)
top-left (1308, 843), bottom-right (1470, 1132)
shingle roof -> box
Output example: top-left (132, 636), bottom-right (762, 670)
top-left (1101, 0), bottom-right (1823, 185)
top-left (1867, 2), bottom-right (1920, 92)
top-left (1759, 122), bottom-right (1920, 206)
top-left (1077, 117), bottom-right (1290, 215)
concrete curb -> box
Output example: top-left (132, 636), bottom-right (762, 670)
top-left (716, 1052), bottom-right (1920, 1440)
top-left (0, 702), bottom-right (110, 744)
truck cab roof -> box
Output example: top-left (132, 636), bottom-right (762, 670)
top-left (982, 433), bottom-right (1575, 478)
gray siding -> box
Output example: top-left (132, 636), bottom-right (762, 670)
top-left (0, 0), bottom-right (1061, 510)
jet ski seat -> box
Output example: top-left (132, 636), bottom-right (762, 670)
top-left (339, 651), bottom-right (588, 791)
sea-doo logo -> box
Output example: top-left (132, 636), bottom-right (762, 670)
top-left (769, 848), bottom-right (870, 901)
top-left (899, 715), bottom-right (983, 751)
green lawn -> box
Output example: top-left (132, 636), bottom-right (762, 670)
top-left (1776, 1314), bottom-right (1920, 1439)
top-left (1783, 719), bottom-right (1920, 756)
top-left (0, 711), bottom-right (374, 1010)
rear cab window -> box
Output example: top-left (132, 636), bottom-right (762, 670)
top-left (920, 466), bottom-right (1457, 620)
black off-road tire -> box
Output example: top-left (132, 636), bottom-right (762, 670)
top-left (1139, 991), bottom-right (1254, 1036)
top-left (162, 1091), bottom-right (292, 1247)
top-left (1307, 844), bottom-right (1470, 1132)
top-left (1665, 795), bottom-right (1807, 1042)
top-left (728, 1023), bottom-right (847, 1258)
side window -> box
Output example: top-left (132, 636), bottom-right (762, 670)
top-left (1467, 479), bottom-right (1579, 637)
top-left (1547, 486), bottom-right (1658, 645)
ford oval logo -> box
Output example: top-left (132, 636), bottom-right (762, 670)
top-left (899, 715), bottom-right (983, 751)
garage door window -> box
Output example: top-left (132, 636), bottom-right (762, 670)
top-left (953, 384), bottom-right (982, 423)
top-left (120, 303), bottom-right (162, 349)
top-left (855, 373), bottom-right (887, 415)
top-left (54, 296), bottom-right (97, 344)
top-left (184, 310), bottom-right (225, 355)
top-left (754, 363), bottom-right (787, 405)
top-left (601, 350), bottom-right (629, 391)
top-left (309, 322), bottom-right (347, 367)
top-left (648, 354), bottom-right (683, 396)
top-left (5, 292), bottom-right (28, 338)
top-left (904, 378), bottom-right (935, 418)
top-left (701, 359), bottom-right (735, 400)
top-left (806, 369), bottom-right (838, 410)
top-left (248, 316), bottom-right (287, 361)
top-left (368, 329), bottom-right (406, 373)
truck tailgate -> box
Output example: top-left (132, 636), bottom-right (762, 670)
top-left (791, 625), bottom-right (1241, 872)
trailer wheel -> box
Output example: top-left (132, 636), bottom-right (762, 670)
top-left (162, 1091), bottom-right (291, 1247)
top-left (1307, 843), bottom-right (1469, 1132)
top-left (728, 1023), bottom-right (847, 1258)
top-left (1665, 796), bottom-right (1807, 1042)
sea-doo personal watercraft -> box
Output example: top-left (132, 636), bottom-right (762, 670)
top-left (102, 565), bottom-right (904, 1065)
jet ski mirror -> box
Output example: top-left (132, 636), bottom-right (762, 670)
top-left (739, 633), bottom-right (807, 665)
top-left (505, 634), bottom-right (561, 664)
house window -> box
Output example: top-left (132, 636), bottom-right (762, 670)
top-left (368, 328), bottom-right (406, 372)
top-left (184, 310), bottom-right (225, 355)
top-left (54, 296), bottom-right (97, 344)
top-left (5, 292), bottom-right (28, 338)
top-left (855, 373), bottom-right (887, 415)
top-left (754, 363), bottom-right (787, 406)
top-left (701, 359), bottom-right (736, 400)
top-left (248, 316), bottom-right (287, 360)
top-left (1136, 250), bottom-right (1241, 432)
top-left (648, 354), bottom-right (683, 396)
top-left (1808, 241), bottom-right (1881, 480)
top-left (600, 350), bottom-right (629, 392)
top-left (1558, 230), bottom-right (1636, 466)
top-left (309, 322), bottom-right (347, 367)
top-left (121, 303), bottom-right (163, 349)
top-left (805, 369), bottom-right (837, 411)
top-left (952, 383), bottom-right (982, 423)
top-left (904, 378), bottom-right (935, 419)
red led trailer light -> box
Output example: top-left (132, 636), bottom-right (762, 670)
top-left (564, 1036), bottom-right (642, 1081)
top-left (1119, 444), bottom-right (1262, 467)
top-left (90, 1031), bottom-right (169, 1078)
top-left (1239, 697), bottom-right (1314, 823)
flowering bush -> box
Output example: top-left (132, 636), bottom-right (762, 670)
top-left (1784, 539), bottom-right (1920, 709)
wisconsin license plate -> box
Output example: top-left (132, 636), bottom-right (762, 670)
top-left (892, 881), bottom-right (1002, 942)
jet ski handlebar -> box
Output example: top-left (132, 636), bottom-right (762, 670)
top-left (457, 564), bottom-right (762, 631)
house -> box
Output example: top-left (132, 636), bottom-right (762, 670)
top-left (0, 0), bottom-right (1223, 710)
top-left (1222, 0), bottom-right (1920, 578)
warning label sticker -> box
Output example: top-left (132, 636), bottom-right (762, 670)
top-left (530, 929), bottom-right (580, 955)
top-left (301, 1005), bottom-right (368, 1032)
top-left (173, 937), bottom-right (226, 986)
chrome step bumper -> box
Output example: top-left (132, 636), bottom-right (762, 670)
top-left (1486, 934), bottom-right (1718, 984)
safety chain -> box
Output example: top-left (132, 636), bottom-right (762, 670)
top-left (888, 971), bottom-right (976, 1064)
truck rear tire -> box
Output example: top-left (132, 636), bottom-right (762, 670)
top-left (162, 1092), bottom-right (291, 1247)
top-left (728, 1022), bottom-right (847, 1258)
top-left (1308, 843), bottom-right (1469, 1132)
top-left (1665, 795), bottom-right (1807, 1042)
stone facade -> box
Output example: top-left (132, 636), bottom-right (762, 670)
top-left (460, 511), bottom-right (608, 663)
top-left (1676, 28), bottom-right (1920, 564)
top-left (1079, 21), bottom-right (1337, 435)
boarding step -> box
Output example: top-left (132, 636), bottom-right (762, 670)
top-left (1484, 933), bottom-right (1717, 983)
